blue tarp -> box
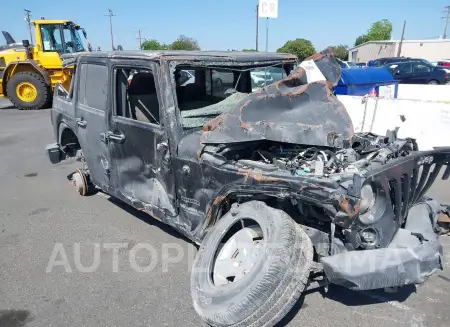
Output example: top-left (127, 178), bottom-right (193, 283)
top-left (335, 67), bottom-right (397, 96)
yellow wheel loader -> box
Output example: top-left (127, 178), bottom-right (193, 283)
top-left (0, 20), bottom-right (88, 110)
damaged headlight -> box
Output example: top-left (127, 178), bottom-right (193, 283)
top-left (359, 227), bottom-right (379, 248)
top-left (358, 183), bottom-right (379, 224)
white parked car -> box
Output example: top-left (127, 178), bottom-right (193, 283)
top-left (251, 68), bottom-right (274, 87)
top-left (180, 70), bottom-right (195, 86)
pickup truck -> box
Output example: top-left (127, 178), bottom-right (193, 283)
top-left (46, 50), bottom-right (450, 327)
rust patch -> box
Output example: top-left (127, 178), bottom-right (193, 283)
top-left (238, 100), bottom-right (252, 130)
top-left (273, 67), bottom-right (305, 90)
top-left (205, 195), bottom-right (228, 224)
top-left (203, 115), bottom-right (224, 132)
top-left (305, 53), bottom-right (324, 62)
top-left (238, 169), bottom-right (282, 184)
top-left (282, 84), bottom-right (309, 98)
top-left (339, 198), bottom-right (361, 218)
top-left (439, 212), bottom-right (450, 223)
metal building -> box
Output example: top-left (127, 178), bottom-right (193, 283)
top-left (348, 39), bottom-right (450, 63)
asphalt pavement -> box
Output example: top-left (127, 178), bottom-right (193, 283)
top-left (0, 97), bottom-right (449, 327)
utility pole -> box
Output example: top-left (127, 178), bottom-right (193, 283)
top-left (443, 6), bottom-right (450, 39)
top-left (255, 5), bottom-right (259, 51)
top-left (137, 30), bottom-right (143, 49)
top-left (105, 9), bottom-right (116, 50)
top-left (397, 20), bottom-right (406, 57)
top-left (265, 18), bottom-right (269, 52)
top-left (24, 9), bottom-right (33, 45)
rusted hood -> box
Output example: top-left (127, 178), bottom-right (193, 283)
top-left (201, 52), bottom-right (355, 147)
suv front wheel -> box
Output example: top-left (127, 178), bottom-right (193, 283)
top-left (191, 200), bottom-right (313, 327)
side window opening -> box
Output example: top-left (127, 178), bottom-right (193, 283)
top-left (40, 24), bottom-right (63, 52)
top-left (398, 63), bottom-right (412, 74)
top-left (115, 68), bottom-right (160, 125)
top-left (413, 63), bottom-right (431, 73)
top-left (82, 64), bottom-right (108, 110)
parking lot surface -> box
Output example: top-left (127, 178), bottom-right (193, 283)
top-left (1, 98), bottom-right (450, 327)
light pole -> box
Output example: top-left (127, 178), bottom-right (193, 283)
top-left (105, 9), bottom-right (116, 50)
top-left (24, 9), bottom-right (33, 45)
top-left (255, 5), bottom-right (259, 51)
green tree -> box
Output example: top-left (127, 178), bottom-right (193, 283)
top-left (242, 48), bottom-right (257, 52)
top-left (366, 19), bottom-right (393, 41)
top-left (329, 45), bottom-right (348, 61)
top-left (354, 34), bottom-right (369, 46)
top-left (141, 39), bottom-right (168, 50)
top-left (276, 39), bottom-right (315, 61)
top-left (170, 35), bottom-right (200, 50)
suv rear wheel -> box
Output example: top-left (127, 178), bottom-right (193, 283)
top-left (191, 201), bottom-right (313, 327)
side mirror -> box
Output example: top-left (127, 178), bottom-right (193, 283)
top-left (22, 39), bottom-right (32, 59)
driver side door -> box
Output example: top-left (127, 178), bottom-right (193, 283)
top-left (107, 61), bottom-right (177, 219)
top-left (411, 63), bottom-right (432, 84)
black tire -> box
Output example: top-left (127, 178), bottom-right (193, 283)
top-left (191, 201), bottom-right (313, 327)
top-left (428, 80), bottom-right (439, 85)
top-left (6, 72), bottom-right (51, 110)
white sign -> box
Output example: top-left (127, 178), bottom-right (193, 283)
top-left (259, 0), bottom-right (278, 18)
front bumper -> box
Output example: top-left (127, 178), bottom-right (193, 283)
top-left (321, 199), bottom-right (444, 290)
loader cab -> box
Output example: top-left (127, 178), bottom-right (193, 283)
top-left (33, 20), bottom-right (87, 68)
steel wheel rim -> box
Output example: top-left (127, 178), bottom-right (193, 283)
top-left (213, 224), bottom-right (264, 286)
top-left (16, 82), bottom-right (37, 102)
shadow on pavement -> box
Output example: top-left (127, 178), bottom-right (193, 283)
top-left (325, 284), bottom-right (416, 306)
top-left (0, 104), bottom-right (16, 110)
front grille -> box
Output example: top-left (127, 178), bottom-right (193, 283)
top-left (368, 150), bottom-right (450, 224)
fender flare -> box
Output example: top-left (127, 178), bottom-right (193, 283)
top-left (58, 121), bottom-right (73, 145)
top-left (2, 60), bottom-right (51, 94)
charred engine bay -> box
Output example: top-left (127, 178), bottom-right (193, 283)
top-left (198, 131), bottom-right (419, 243)
top-left (207, 131), bottom-right (417, 179)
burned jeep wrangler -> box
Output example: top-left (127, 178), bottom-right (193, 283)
top-left (46, 50), bottom-right (450, 327)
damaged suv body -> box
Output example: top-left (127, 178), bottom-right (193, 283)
top-left (46, 50), bottom-right (450, 327)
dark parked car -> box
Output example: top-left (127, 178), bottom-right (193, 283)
top-left (385, 61), bottom-right (450, 84)
top-left (370, 57), bottom-right (410, 66)
top-left (46, 50), bottom-right (449, 327)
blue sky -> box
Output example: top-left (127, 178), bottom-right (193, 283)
top-left (2, 0), bottom-right (449, 52)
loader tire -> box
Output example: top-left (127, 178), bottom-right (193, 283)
top-left (6, 72), bottom-right (51, 110)
top-left (191, 200), bottom-right (313, 327)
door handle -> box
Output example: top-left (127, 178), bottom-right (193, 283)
top-left (76, 118), bottom-right (87, 127)
top-left (106, 131), bottom-right (126, 143)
